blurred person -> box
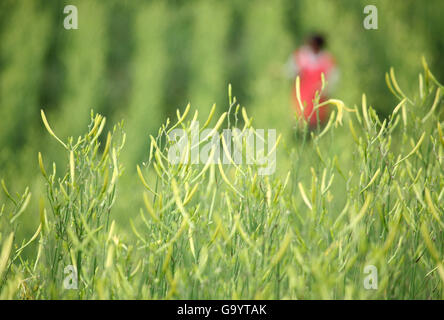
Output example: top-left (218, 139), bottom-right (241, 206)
top-left (285, 34), bottom-right (339, 128)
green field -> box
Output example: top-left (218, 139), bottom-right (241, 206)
top-left (1, 0), bottom-right (444, 299)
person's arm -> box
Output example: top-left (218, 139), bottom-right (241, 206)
top-left (284, 53), bottom-right (299, 79)
top-left (325, 66), bottom-right (339, 95)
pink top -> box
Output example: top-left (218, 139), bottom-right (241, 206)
top-left (291, 46), bottom-right (336, 126)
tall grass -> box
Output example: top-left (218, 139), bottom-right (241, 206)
top-left (1, 61), bottom-right (444, 299)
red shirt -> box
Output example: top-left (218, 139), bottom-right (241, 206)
top-left (291, 47), bottom-right (336, 126)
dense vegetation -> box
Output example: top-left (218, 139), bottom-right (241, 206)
top-left (1, 0), bottom-right (444, 299)
top-left (1, 61), bottom-right (444, 299)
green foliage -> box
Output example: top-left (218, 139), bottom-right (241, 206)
top-left (1, 62), bottom-right (444, 299)
top-left (37, 111), bottom-right (124, 295)
top-left (1, 0), bottom-right (444, 300)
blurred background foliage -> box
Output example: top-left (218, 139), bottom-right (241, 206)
top-left (0, 0), bottom-right (443, 236)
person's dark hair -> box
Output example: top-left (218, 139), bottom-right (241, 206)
top-left (307, 33), bottom-right (326, 52)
